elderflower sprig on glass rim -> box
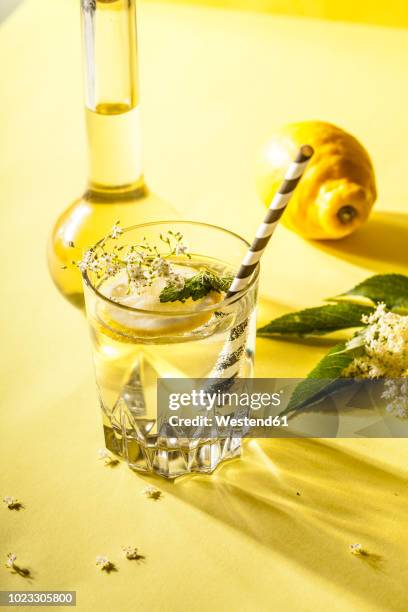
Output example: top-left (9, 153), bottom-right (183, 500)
top-left (67, 223), bottom-right (233, 303)
top-left (71, 223), bottom-right (190, 299)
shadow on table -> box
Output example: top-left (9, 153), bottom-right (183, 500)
top-left (146, 439), bottom-right (408, 611)
top-left (312, 211), bottom-right (408, 274)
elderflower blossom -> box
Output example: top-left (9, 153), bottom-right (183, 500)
top-left (5, 553), bottom-right (17, 569)
top-left (69, 228), bottom-right (200, 301)
top-left (126, 262), bottom-right (151, 284)
top-left (151, 257), bottom-right (173, 277)
top-left (111, 222), bottom-right (123, 239)
top-left (344, 304), bottom-right (408, 418)
top-left (3, 496), bottom-right (19, 509)
top-left (100, 253), bottom-right (120, 276)
top-left (350, 543), bottom-right (364, 556)
top-left (167, 273), bottom-right (185, 291)
top-left (88, 259), bottom-right (103, 273)
top-left (97, 448), bottom-right (118, 465)
top-left (124, 252), bottom-right (144, 266)
top-left (141, 485), bottom-right (162, 500)
top-left (96, 556), bottom-right (113, 571)
top-left (98, 448), bottom-right (110, 460)
top-left (382, 379), bottom-right (408, 418)
top-left (77, 250), bottom-right (93, 273)
top-left (175, 242), bottom-right (188, 256)
top-left (122, 546), bottom-right (139, 560)
top-left (344, 304), bottom-right (408, 379)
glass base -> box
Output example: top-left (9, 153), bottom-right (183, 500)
top-left (103, 424), bottom-right (241, 479)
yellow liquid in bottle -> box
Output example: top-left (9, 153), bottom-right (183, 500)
top-left (86, 103), bottom-right (143, 190)
top-left (48, 104), bottom-right (177, 310)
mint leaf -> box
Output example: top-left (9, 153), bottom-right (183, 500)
top-left (208, 274), bottom-right (233, 293)
top-left (331, 274), bottom-right (408, 313)
top-left (257, 303), bottom-right (373, 338)
top-left (159, 269), bottom-right (233, 303)
top-left (282, 342), bottom-right (357, 415)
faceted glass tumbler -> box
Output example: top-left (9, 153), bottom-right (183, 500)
top-left (82, 221), bottom-right (259, 478)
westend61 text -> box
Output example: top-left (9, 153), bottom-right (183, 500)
top-left (168, 414), bottom-right (289, 428)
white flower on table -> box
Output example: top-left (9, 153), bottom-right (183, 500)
top-left (97, 448), bottom-right (118, 466)
top-left (141, 485), bottom-right (162, 500)
top-left (4, 553), bottom-right (30, 577)
top-left (5, 553), bottom-right (17, 569)
top-left (350, 543), bottom-right (364, 556)
top-left (3, 496), bottom-right (19, 509)
top-left (122, 546), bottom-right (139, 560)
top-left (98, 448), bottom-right (110, 460)
top-left (95, 555), bottom-right (114, 571)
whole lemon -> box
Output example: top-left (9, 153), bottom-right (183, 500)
top-left (255, 121), bottom-right (377, 240)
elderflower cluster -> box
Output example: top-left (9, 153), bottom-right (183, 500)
top-left (122, 546), bottom-right (139, 560)
top-left (344, 303), bottom-right (408, 417)
top-left (100, 253), bottom-right (121, 276)
top-left (344, 304), bottom-right (408, 379)
top-left (95, 556), bottom-right (113, 571)
top-left (382, 379), bottom-right (408, 418)
top-left (5, 553), bottom-right (17, 569)
top-left (350, 543), bottom-right (365, 556)
top-left (74, 225), bottom-right (188, 297)
top-left (141, 485), bottom-right (162, 500)
top-left (3, 496), bottom-right (19, 509)
top-left (97, 448), bottom-right (119, 466)
top-left (77, 249), bottom-right (99, 273)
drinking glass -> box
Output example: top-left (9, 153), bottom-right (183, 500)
top-left (82, 221), bottom-right (259, 477)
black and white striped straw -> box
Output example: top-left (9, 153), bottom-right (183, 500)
top-left (227, 145), bottom-right (314, 298)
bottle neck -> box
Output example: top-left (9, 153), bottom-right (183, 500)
top-left (81, 0), bottom-right (145, 194)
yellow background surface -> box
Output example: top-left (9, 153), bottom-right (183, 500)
top-left (1, 1), bottom-right (408, 610)
top-left (148, 0), bottom-right (408, 28)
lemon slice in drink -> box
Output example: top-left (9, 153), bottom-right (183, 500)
top-left (96, 265), bottom-right (222, 340)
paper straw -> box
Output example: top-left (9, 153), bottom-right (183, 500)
top-left (226, 144), bottom-right (314, 298)
top-left (209, 145), bottom-right (314, 381)
top-left (210, 316), bottom-right (249, 379)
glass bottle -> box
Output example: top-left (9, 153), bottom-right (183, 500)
top-left (48, 0), bottom-right (176, 310)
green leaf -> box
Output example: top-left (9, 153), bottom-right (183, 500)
top-left (159, 269), bottom-right (233, 303)
top-left (257, 303), bottom-right (373, 338)
top-left (282, 342), bottom-right (357, 415)
top-left (331, 274), bottom-right (408, 313)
